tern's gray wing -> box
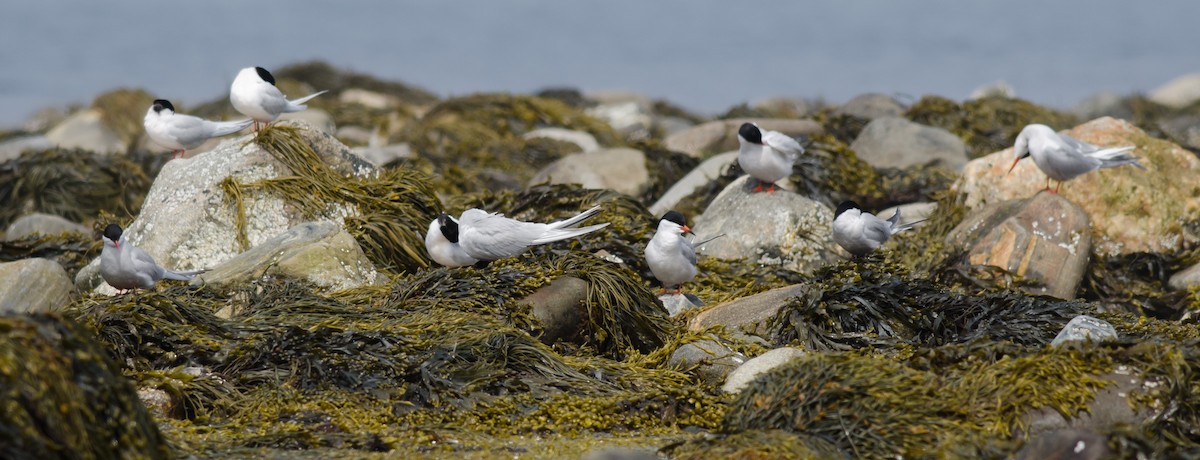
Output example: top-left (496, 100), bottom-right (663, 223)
top-left (166, 115), bottom-right (221, 149)
top-left (861, 215), bottom-right (893, 246)
top-left (259, 85), bottom-right (292, 116)
top-left (762, 130), bottom-right (804, 161)
top-left (1043, 142), bottom-right (1103, 181)
top-left (680, 237), bottom-right (697, 266)
top-left (129, 246), bottom-right (167, 282)
top-left (1057, 133), bottom-right (1102, 154)
top-left (459, 210), bottom-right (543, 260)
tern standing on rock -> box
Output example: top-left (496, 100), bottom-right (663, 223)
top-left (645, 211), bottom-right (698, 294)
top-left (143, 99), bottom-right (253, 159)
top-left (1007, 124), bottom-right (1144, 194)
top-left (99, 224), bottom-right (204, 292)
top-left (230, 66), bottom-right (328, 131)
top-left (737, 122), bottom-right (804, 193)
top-left (450, 205), bottom-right (610, 266)
top-left (832, 201), bottom-right (921, 257)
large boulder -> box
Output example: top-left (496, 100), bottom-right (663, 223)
top-left (5, 213), bottom-right (91, 240)
top-left (956, 117), bottom-right (1200, 255)
top-left (664, 118), bottom-right (822, 158)
top-left (692, 176), bottom-right (836, 273)
top-left (648, 151), bottom-right (739, 216)
top-left (849, 117), bottom-right (969, 170)
top-left (0, 258), bottom-right (74, 313)
top-left (1148, 73), bottom-right (1200, 109)
top-left (529, 148), bottom-right (651, 197)
top-left (836, 93), bottom-right (905, 120)
top-left (946, 192), bottom-right (1091, 299)
top-left (44, 108), bottom-right (126, 155)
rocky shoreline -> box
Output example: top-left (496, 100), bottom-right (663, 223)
top-left (2, 60), bottom-right (1200, 459)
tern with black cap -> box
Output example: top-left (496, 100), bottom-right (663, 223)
top-left (645, 210), bottom-right (699, 295)
top-left (230, 66), bottom-right (328, 131)
top-left (143, 99), bottom-right (253, 159)
top-left (832, 201), bottom-right (923, 257)
top-left (1007, 124), bottom-right (1143, 194)
top-left (99, 223), bottom-right (205, 292)
top-left (432, 205), bottom-right (610, 266)
top-left (737, 122), bottom-right (804, 193)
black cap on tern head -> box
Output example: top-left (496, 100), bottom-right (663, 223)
top-left (437, 213), bottom-right (459, 243)
top-left (255, 66), bottom-right (276, 86)
top-left (834, 201), bottom-right (861, 219)
top-left (152, 99), bottom-right (175, 113)
top-left (660, 210), bottom-right (687, 227)
top-left (738, 123), bottom-right (762, 144)
top-left (103, 223), bottom-right (123, 241)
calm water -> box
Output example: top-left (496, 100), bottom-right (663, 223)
top-left (1, 0), bottom-right (1198, 127)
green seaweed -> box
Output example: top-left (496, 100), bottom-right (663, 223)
top-left (0, 148), bottom-right (154, 229)
top-left (0, 231), bottom-right (101, 278)
top-left (905, 95), bottom-right (1079, 158)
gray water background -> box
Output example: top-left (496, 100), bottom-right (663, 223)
top-left (2, 0), bottom-right (1198, 127)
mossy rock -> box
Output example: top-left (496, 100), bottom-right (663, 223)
top-left (92, 87), bottom-right (156, 149)
top-left (0, 148), bottom-right (153, 229)
top-left (276, 60), bottom-right (439, 107)
top-left (905, 95), bottom-right (1078, 158)
top-left (0, 313), bottom-right (171, 459)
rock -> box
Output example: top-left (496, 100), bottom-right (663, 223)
top-left (692, 175), bottom-right (836, 273)
top-left (753, 97), bottom-right (814, 118)
top-left (849, 117), bottom-right (969, 170)
top-left (582, 447), bottom-right (658, 460)
top-left (659, 293), bottom-right (699, 317)
top-left (957, 117), bottom-right (1200, 255)
top-left (688, 284), bottom-right (807, 336)
top-left (967, 80), bottom-right (1016, 100)
top-left (137, 387), bottom-right (180, 420)
top-left (520, 276), bottom-right (588, 345)
top-left (351, 143), bottom-right (412, 167)
top-left (722, 347), bottom-right (805, 394)
top-left (664, 118), bottom-right (822, 158)
top-left (279, 109), bottom-right (336, 134)
top-left (0, 258), bottom-right (74, 313)
top-left (22, 107), bottom-right (68, 132)
top-left (836, 93), bottom-right (906, 120)
top-left (0, 135), bottom-right (52, 162)
top-left (585, 94), bottom-right (653, 136)
top-left (523, 127), bottom-right (600, 152)
top-left (653, 116), bottom-right (696, 137)
top-left (192, 221), bottom-right (383, 291)
top-left (1071, 91), bottom-right (1124, 121)
top-left (1021, 369), bottom-right (1153, 438)
top-left (529, 147), bottom-right (651, 197)
top-left (339, 88), bottom-right (398, 109)
top-left (44, 108), bottom-right (126, 154)
top-left (75, 121), bottom-right (375, 291)
top-left (874, 202), bottom-right (937, 227)
top-left (1169, 261), bottom-right (1200, 291)
top-left (667, 339), bottom-right (746, 386)
top-left (1014, 429), bottom-right (1109, 460)
top-left (5, 213), bottom-right (91, 240)
top-left (1051, 316), bottom-right (1118, 346)
top-left (649, 151), bottom-right (739, 216)
top-left (946, 192), bottom-right (1091, 299)
top-left (1148, 73), bottom-right (1200, 108)
top-left (1158, 115), bottom-right (1200, 152)
top-left (336, 125), bottom-right (376, 146)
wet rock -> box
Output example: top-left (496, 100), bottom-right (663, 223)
top-left (692, 175), bottom-right (836, 273)
top-left (192, 221), bottom-right (383, 291)
top-left (688, 284), bottom-right (807, 336)
top-left (0, 258), bottom-right (73, 313)
top-left (523, 127), bottom-right (600, 152)
top-left (279, 108), bottom-right (336, 134)
top-left (1014, 429), bottom-right (1109, 460)
top-left (722, 347), bottom-right (805, 394)
top-left (649, 151), bottom-right (739, 216)
top-left (520, 276), bottom-right (587, 344)
top-left (0, 135), bottom-right (52, 162)
top-left (1168, 261), bottom-right (1200, 291)
top-left (946, 192), bottom-right (1091, 299)
top-left (836, 93), bottom-right (905, 120)
top-left (849, 117), bottom-right (968, 170)
top-left (968, 80), bottom-right (1016, 100)
top-left (667, 339), bottom-right (746, 386)
top-left (338, 88), bottom-right (398, 109)
top-left (5, 213), bottom-right (91, 240)
top-left (664, 118), bottom-right (822, 158)
top-left (874, 202), bottom-right (937, 227)
top-left (1051, 315), bottom-right (1118, 346)
top-left (1158, 115), bottom-right (1200, 152)
top-left (76, 121), bottom-right (374, 291)
top-left (45, 108), bottom-right (126, 154)
top-left (529, 147), bottom-right (650, 197)
top-left (957, 117), bottom-right (1200, 255)
top-left (1148, 73), bottom-right (1200, 109)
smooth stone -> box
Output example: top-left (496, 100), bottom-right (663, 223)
top-left (1014, 429), bottom-right (1109, 460)
top-left (722, 347), bottom-right (806, 394)
top-left (664, 118), bottom-right (823, 158)
top-left (0, 258), bottom-right (74, 313)
top-left (957, 117), bottom-right (1200, 255)
top-left (529, 147), bottom-right (650, 197)
top-left (946, 192), bottom-right (1091, 299)
top-left (668, 339), bottom-right (746, 386)
top-left (586, 101), bottom-right (652, 135)
top-left (523, 127), bottom-right (600, 152)
top-left (1071, 91), bottom-right (1124, 121)
top-left (336, 125), bottom-right (376, 146)
top-left (836, 93), bottom-right (905, 120)
top-left (45, 108), bottom-right (126, 154)
top-left (692, 175), bottom-right (836, 273)
top-left (874, 202), bottom-right (937, 227)
top-left (659, 293), bottom-right (699, 317)
top-left (1051, 315), bottom-right (1118, 346)
top-left (351, 143), bottom-right (412, 167)
top-left (1158, 115), bottom-right (1200, 152)
top-left (753, 97), bottom-right (814, 118)
top-left (279, 109), bottom-right (336, 134)
top-left (850, 116), bottom-right (969, 170)
top-left (688, 284), bottom-right (808, 336)
top-left (1020, 369), bottom-right (1153, 438)
top-left (137, 387), bottom-right (180, 420)
top-left (967, 80), bottom-right (1016, 100)
top-left (520, 276), bottom-right (588, 345)
top-left (338, 88), bottom-right (397, 109)
top-left (192, 221), bottom-right (383, 291)
top-left (648, 151), bottom-right (739, 216)
top-left (5, 213), bottom-right (91, 240)
top-left (0, 135), bottom-right (53, 162)
top-left (1148, 73), bottom-right (1200, 109)
top-left (1169, 261), bottom-right (1200, 291)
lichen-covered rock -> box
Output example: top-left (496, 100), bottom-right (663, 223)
top-left (1148, 73), bottom-right (1200, 108)
top-left (5, 213), bottom-right (90, 240)
top-left (688, 284), bottom-right (807, 336)
top-left (192, 221), bottom-right (382, 291)
top-left (529, 148), bottom-right (651, 197)
top-left (649, 151), bottom-right (738, 217)
top-left (722, 347), bottom-right (804, 394)
top-left (0, 258), bottom-right (73, 313)
top-left (850, 116), bottom-right (968, 170)
top-left (836, 93), bottom-right (905, 120)
top-left (693, 176), bottom-right (836, 273)
top-left (664, 118), bottom-right (822, 158)
top-left (957, 117), bottom-right (1200, 256)
top-left (667, 339), bottom-right (746, 386)
top-left (44, 108), bottom-right (126, 154)
top-left (946, 192), bottom-right (1091, 299)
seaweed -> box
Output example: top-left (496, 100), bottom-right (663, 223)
top-left (630, 139), bottom-right (699, 205)
top-left (275, 60), bottom-right (440, 107)
top-left (1081, 249), bottom-right (1200, 318)
top-left (0, 231), bottom-right (100, 277)
top-left (92, 87), bottom-right (156, 149)
top-left (0, 148), bottom-right (153, 229)
top-left (905, 95), bottom-right (1079, 158)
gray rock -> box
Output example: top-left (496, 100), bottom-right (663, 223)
top-left (850, 117), bottom-right (968, 170)
top-left (1014, 429), bottom-right (1108, 460)
top-left (652, 115), bottom-right (696, 137)
top-left (692, 175), bottom-right (836, 273)
top-left (336, 125), bottom-right (376, 146)
top-left (688, 283), bottom-right (808, 336)
top-left (665, 118), bottom-right (822, 158)
top-left (5, 213), bottom-right (91, 240)
top-left (279, 109), bottom-right (336, 134)
top-left (722, 347), bottom-right (805, 394)
top-left (0, 135), bottom-right (53, 162)
top-left (338, 88), bottom-right (397, 109)
top-left (523, 127), bottom-right (600, 152)
top-left (874, 202), bottom-right (937, 227)
top-left (520, 276), bottom-right (588, 345)
top-left (75, 121), bottom-right (375, 291)
top-left (1071, 91), bottom-right (1124, 121)
top-left (137, 387), bottom-right (179, 420)
top-left (586, 100), bottom-right (652, 136)
top-left (192, 221), bottom-right (382, 291)
top-left (946, 192), bottom-right (1091, 299)
top-left (0, 258), bottom-right (74, 313)
top-left (351, 143), bottom-right (412, 167)
top-left (45, 108), bottom-right (125, 154)
top-left (836, 93), bottom-right (906, 120)
top-left (649, 151), bottom-right (739, 216)
top-left (1169, 261), bottom-right (1200, 291)
top-left (753, 97), bottom-right (814, 118)
top-left (967, 80), bottom-right (1016, 100)
top-left (667, 339), bottom-right (746, 386)
top-left (1051, 315), bottom-right (1118, 347)
top-left (1021, 369), bottom-right (1154, 437)
top-left (23, 107), bottom-right (68, 132)
top-left (1149, 73), bottom-right (1200, 109)
top-left (529, 147), bottom-right (650, 197)
top-left (582, 447), bottom-right (658, 460)
top-left (658, 293), bottom-right (700, 317)
top-left (1158, 115), bottom-right (1200, 152)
